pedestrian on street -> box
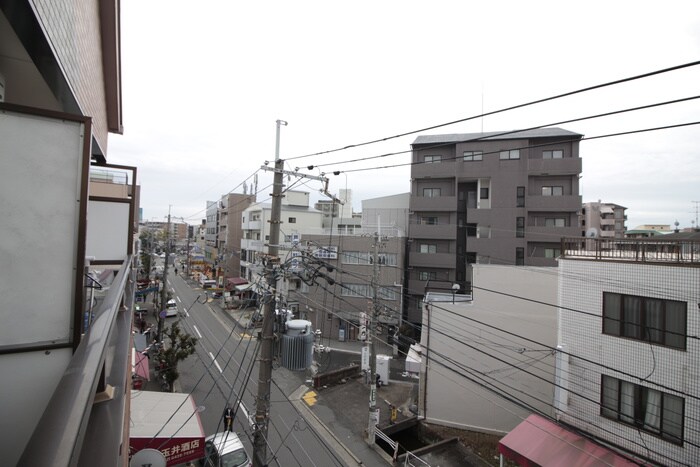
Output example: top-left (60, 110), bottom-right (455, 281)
top-left (223, 405), bottom-right (234, 432)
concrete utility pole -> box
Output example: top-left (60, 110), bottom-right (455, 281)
top-left (253, 119), bottom-right (287, 467)
top-left (158, 208), bottom-right (171, 342)
top-left (367, 231), bottom-right (381, 444)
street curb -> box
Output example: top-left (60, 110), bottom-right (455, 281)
top-left (290, 385), bottom-right (364, 466)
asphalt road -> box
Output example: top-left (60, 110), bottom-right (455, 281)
top-left (164, 265), bottom-right (347, 467)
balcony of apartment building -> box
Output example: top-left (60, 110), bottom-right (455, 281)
top-left (410, 252), bottom-right (455, 269)
top-left (411, 156), bottom-right (456, 178)
top-left (527, 156), bottom-right (581, 176)
top-left (242, 218), bottom-right (262, 230)
top-left (409, 222), bottom-right (456, 240)
top-left (527, 193), bottom-right (582, 211)
top-left (410, 193), bottom-right (457, 212)
top-left (241, 238), bottom-right (264, 251)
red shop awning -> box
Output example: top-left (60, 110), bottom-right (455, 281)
top-left (499, 414), bottom-right (639, 467)
top-left (130, 391), bottom-right (205, 466)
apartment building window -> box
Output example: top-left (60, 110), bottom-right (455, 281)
top-left (466, 223), bottom-right (477, 237)
top-left (544, 248), bottom-right (561, 258)
top-left (373, 253), bottom-right (398, 266)
top-left (419, 271), bottom-right (437, 281)
top-left (516, 186), bottom-right (525, 207)
top-left (543, 150), bottom-right (563, 159)
top-left (423, 188), bottom-right (441, 198)
top-left (516, 217), bottom-right (525, 237)
top-left (499, 149), bottom-right (520, 160)
top-left (463, 151), bottom-right (483, 161)
top-left (542, 186), bottom-right (564, 196)
top-left (421, 216), bottom-right (438, 225)
top-left (424, 155), bottom-right (442, 163)
top-left (341, 251), bottom-right (370, 264)
top-left (515, 247), bottom-right (524, 265)
top-left (603, 292), bottom-right (687, 350)
top-left (342, 283), bottom-right (370, 297)
top-left (379, 287), bottom-right (398, 301)
top-left (288, 217), bottom-right (297, 223)
top-left (601, 375), bottom-right (684, 444)
top-left (420, 244), bottom-right (437, 253)
top-left (480, 187), bottom-right (489, 199)
top-left (545, 218), bottom-right (567, 227)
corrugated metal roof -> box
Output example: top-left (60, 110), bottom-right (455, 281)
top-left (412, 127), bottom-right (583, 145)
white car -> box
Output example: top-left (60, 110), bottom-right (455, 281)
top-left (199, 432), bottom-right (251, 467)
top-left (165, 299), bottom-right (178, 317)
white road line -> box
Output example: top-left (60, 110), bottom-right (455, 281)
top-left (176, 295), bottom-right (181, 303)
top-left (193, 325), bottom-right (202, 339)
top-left (209, 351), bottom-right (223, 373)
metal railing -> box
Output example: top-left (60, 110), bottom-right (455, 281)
top-left (18, 256), bottom-right (134, 466)
top-left (561, 237), bottom-right (700, 264)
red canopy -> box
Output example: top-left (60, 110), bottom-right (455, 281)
top-left (499, 414), bottom-right (640, 466)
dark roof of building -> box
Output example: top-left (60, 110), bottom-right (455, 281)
top-left (656, 230), bottom-right (700, 240)
top-left (412, 127), bottom-right (583, 146)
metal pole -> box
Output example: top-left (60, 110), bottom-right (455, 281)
top-left (253, 120), bottom-right (286, 467)
top-left (367, 231), bottom-right (380, 443)
top-left (158, 209), bottom-right (171, 342)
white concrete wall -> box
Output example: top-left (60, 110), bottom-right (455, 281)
top-left (421, 265), bottom-right (558, 434)
top-left (558, 259), bottom-right (700, 466)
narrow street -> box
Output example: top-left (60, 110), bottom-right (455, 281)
top-left (163, 266), bottom-right (347, 467)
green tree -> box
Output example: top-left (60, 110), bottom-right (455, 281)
top-left (160, 321), bottom-right (198, 392)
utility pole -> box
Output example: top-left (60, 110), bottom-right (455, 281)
top-left (367, 231), bottom-right (381, 443)
top-left (253, 119), bottom-right (287, 467)
top-left (158, 208), bottom-right (171, 342)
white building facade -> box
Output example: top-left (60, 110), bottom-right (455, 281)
top-left (420, 265), bottom-right (559, 434)
top-left (556, 239), bottom-right (700, 466)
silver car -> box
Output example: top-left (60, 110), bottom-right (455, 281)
top-left (199, 432), bottom-right (251, 467)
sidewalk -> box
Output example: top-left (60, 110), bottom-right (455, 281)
top-left (212, 297), bottom-right (419, 466)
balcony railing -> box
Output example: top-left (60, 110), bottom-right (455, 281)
top-left (561, 238), bottom-right (700, 264)
top-left (19, 256), bottom-right (135, 466)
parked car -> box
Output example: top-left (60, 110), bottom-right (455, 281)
top-left (165, 299), bottom-right (178, 317)
top-left (199, 432), bottom-right (251, 467)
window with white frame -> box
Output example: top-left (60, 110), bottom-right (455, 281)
top-left (545, 217), bottom-right (567, 227)
top-left (463, 151), bottom-right (483, 161)
top-left (341, 251), bottom-right (370, 264)
top-left (379, 287), bottom-right (398, 301)
top-left (544, 248), bottom-right (561, 258)
top-left (341, 283), bottom-right (370, 297)
top-left (419, 271), bottom-right (437, 281)
top-left (603, 292), bottom-right (687, 350)
top-left (499, 149), bottom-right (520, 160)
top-left (424, 155), bottom-right (442, 163)
top-left (372, 253), bottom-right (397, 266)
top-left (541, 186), bottom-right (564, 196)
top-left (423, 188), bottom-right (441, 198)
top-left (420, 244), bottom-right (437, 253)
top-left (543, 150), bottom-right (563, 159)
top-left (601, 375), bottom-right (684, 444)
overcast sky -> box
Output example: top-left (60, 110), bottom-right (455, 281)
top-left (110, 1), bottom-right (700, 230)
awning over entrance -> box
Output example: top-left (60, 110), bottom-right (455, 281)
top-left (499, 414), bottom-right (639, 467)
top-left (132, 348), bottom-right (149, 381)
top-left (235, 283), bottom-right (254, 292)
top-left (130, 391), bottom-right (205, 466)
top-left (226, 277), bottom-right (248, 289)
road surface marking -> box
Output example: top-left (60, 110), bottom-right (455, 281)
top-left (193, 325), bottom-right (202, 338)
top-left (302, 390), bottom-right (317, 406)
top-left (208, 351), bottom-right (223, 373)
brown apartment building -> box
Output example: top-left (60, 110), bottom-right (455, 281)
top-left (407, 127), bottom-right (583, 325)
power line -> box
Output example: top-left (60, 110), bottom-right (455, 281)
top-left (285, 60), bottom-right (700, 162)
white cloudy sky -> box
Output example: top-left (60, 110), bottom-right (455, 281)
top-left (109, 0), bottom-right (700, 230)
